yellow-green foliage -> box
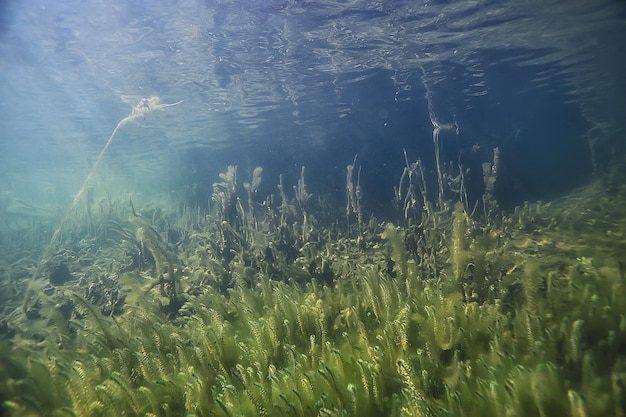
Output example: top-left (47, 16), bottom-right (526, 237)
top-left (381, 223), bottom-right (408, 279)
top-left (451, 202), bottom-right (469, 281)
top-left (129, 215), bottom-right (176, 282)
top-left (2, 181), bottom-right (626, 417)
top-left (129, 214), bottom-right (180, 307)
top-left (523, 259), bottom-right (542, 316)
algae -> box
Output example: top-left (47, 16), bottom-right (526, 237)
top-left (0, 154), bottom-right (625, 417)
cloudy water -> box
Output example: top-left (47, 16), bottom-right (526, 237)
top-left (0, 0), bottom-right (624, 211)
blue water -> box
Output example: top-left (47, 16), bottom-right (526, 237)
top-left (1, 3), bottom-right (626, 416)
top-left (0, 0), bottom-right (624, 216)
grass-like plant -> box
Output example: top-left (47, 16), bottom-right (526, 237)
top-left (1, 163), bottom-right (625, 417)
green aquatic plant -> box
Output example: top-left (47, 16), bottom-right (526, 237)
top-left (450, 202), bottom-right (469, 283)
top-left (482, 147), bottom-right (500, 221)
top-left (129, 212), bottom-right (182, 313)
top-left (243, 166), bottom-right (264, 223)
top-left (2, 165), bottom-right (626, 417)
top-left (346, 155), bottom-right (363, 232)
top-left (381, 223), bottom-right (408, 280)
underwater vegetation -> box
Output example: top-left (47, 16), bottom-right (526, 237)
top-left (0, 154), bottom-right (625, 417)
